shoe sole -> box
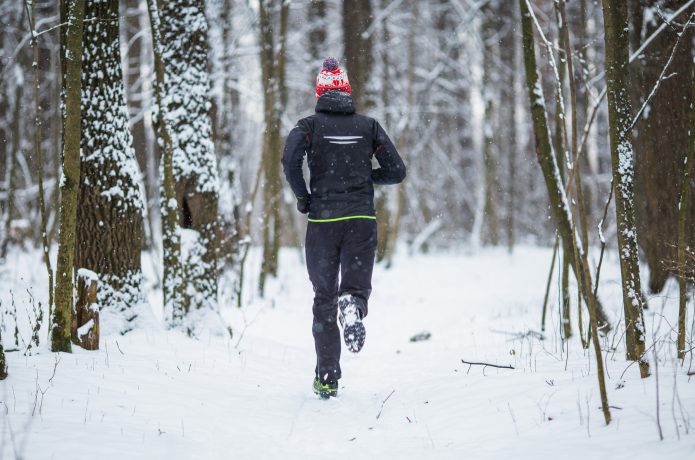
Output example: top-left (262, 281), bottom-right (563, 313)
top-left (313, 384), bottom-right (338, 399)
top-left (343, 320), bottom-right (366, 353)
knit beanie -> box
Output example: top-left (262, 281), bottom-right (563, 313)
top-left (315, 57), bottom-right (351, 98)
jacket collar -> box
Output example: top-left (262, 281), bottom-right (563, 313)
top-left (315, 91), bottom-right (356, 114)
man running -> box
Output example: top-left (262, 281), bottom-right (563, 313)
top-left (282, 57), bottom-right (406, 399)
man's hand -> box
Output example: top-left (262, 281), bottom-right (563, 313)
top-left (297, 196), bottom-right (311, 214)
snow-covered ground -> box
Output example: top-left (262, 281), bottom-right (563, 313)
top-left (1, 245), bottom-right (694, 459)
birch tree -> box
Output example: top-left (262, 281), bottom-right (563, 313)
top-left (76, 0), bottom-right (146, 335)
top-left (52, 0), bottom-right (85, 353)
top-left (601, 0), bottom-right (649, 377)
top-left (159, 0), bottom-right (220, 314)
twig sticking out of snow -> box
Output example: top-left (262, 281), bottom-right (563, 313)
top-left (461, 360), bottom-right (515, 375)
top-left (376, 390), bottom-right (395, 420)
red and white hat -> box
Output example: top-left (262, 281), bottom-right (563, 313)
top-left (316, 57), bottom-right (351, 98)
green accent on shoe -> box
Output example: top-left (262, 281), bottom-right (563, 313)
top-left (307, 215), bottom-right (377, 223)
top-left (313, 377), bottom-right (338, 399)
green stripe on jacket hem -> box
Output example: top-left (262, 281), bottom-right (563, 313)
top-left (307, 215), bottom-right (377, 223)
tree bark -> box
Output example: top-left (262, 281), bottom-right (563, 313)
top-left (147, 0), bottom-right (186, 326)
top-left (75, 0), bottom-right (145, 335)
top-left (71, 270), bottom-right (99, 350)
top-left (631, 0), bottom-right (695, 294)
top-left (677, 51), bottom-right (695, 359)
top-left (482, 1), bottom-right (500, 246)
top-left (601, 0), bottom-right (649, 377)
top-left (342, 0), bottom-right (375, 112)
top-left (258, 0), bottom-right (286, 295)
top-left (52, 0), bottom-right (86, 353)
top-left (160, 0), bottom-right (220, 312)
top-left (1, 85), bottom-right (21, 259)
top-left (0, 326), bottom-right (6, 379)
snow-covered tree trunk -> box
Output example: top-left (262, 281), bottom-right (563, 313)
top-left (147, 0), bottom-right (185, 327)
top-left (160, 0), bottom-right (220, 315)
top-left (75, 0), bottom-right (146, 335)
top-left (601, 0), bottom-right (649, 377)
top-left (520, 0), bottom-right (611, 424)
top-left (52, 0), bottom-right (86, 353)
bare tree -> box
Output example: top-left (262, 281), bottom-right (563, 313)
top-left (520, 0), bottom-right (612, 424)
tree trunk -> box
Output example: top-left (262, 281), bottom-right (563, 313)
top-left (499, 0), bottom-right (519, 253)
top-left (52, 0), bottom-right (86, 353)
top-left (147, 0), bottom-right (186, 326)
top-left (76, 0), bottom-right (145, 335)
top-left (482, 1), bottom-right (500, 246)
top-left (342, 0), bottom-right (375, 112)
top-left (521, 1), bottom-right (613, 422)
top-left (631, 0), bottom-right (695, 294)
top-left (384, 0), bottom-right (416, 266)
top-left (518, 0), bottom-right (610, 331)
top-left (0, 328), bottom-right (6, 379)
top-left (601, 0), bottom-right (649, 377)
top-left (308, 0), bottom-right (327, 66)
top-left (258, 0), bottom-right (286, 295)
top-left (160, 0), bottom-right (220, 313)
top-left (677, 51), bottom-right (695, 359)
top-left (1, 85), bottom-right (21, 259)
top-left (28, 0), bottom-right (55, 330)
top-left (71, 269), bottom-right (99, 350)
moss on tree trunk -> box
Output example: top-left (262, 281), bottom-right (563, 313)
top-left (52, 0), bottom-right (86, 353)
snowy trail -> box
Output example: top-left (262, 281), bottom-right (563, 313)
top-left (1, 247), bottom-right (694, 459)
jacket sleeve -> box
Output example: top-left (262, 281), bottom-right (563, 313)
top-left (371, 121), bottom-right (406, 185)
top-left (281, 118), bottom-right (312, 200)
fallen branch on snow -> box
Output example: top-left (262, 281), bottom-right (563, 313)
top-left (376, 389), bottom-right (395, 420)
top-left (461, 360), bottom-right (515, 374)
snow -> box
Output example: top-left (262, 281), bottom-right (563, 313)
top-left (77, 268), bottom-right (99, 284)
top-left (76, 319), bottom-right (95, 337)
top-left (1, 246), bottom-right (694, 459)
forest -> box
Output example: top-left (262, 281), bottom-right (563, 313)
top-left (1, 0), bottom-right (694, 458)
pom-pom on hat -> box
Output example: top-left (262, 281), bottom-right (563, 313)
top-left (316, 57), bottom-right (351, 98)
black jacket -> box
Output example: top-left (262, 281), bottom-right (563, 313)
top-left (282, 91), bottom-right (406, 221)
